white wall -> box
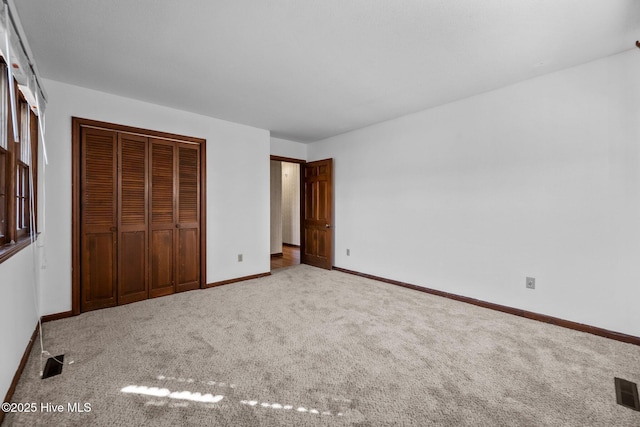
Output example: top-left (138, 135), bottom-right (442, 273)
top-left (0, 245), bottom-right (39, 400)
top-left (40, 79), bottom-right (271, 316)
top-left (281, 162), bottom-right (300, 245)
top-left (270, 137), bottom-right (307, 160)
top-left (308, 50), bottom-right (640, 337)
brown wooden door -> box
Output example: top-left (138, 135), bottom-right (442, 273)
top-left (81, 127), bottom-right (118, 311)
top-left (149, 139), bottom-right (176, 298)
top-left (176, 143), bottom-right (200, 292)
top-left (117, 133), bottom-right (149, 305)
top-left (149, 140), bottom-right (201, 295)
top-left (301, 158), bottom-right (333, 270)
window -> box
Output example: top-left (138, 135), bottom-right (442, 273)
top-left (16, 101), bottom-right (31, 238)
top-left (0, 58), bottom-right (39, 262)
top-left (0, 61), bottom-right (8, 245)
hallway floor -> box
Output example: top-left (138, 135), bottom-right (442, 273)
top-left (271, 245), bottom-right (300, 270)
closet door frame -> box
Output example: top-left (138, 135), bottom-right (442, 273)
top-left (72, 117), bottom-right (206, 315)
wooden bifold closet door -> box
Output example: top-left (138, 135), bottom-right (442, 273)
top-left (78, 121), bottom-right (203, 313)
top-left (80, 128), bottom-right (118, 311)
top-left (175, 143), bottom-right (201, 292)
top-left (149, 140), bottom-right (201, 297)
top-left (149, 139), bottom-right (175, 298)
top-left (118, 133), bottom-right (149, 305)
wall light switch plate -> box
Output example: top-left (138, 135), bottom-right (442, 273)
top-left (526, 277), bottom-right (535, 289)
top-left (238, 254), bottom-right (243, 262)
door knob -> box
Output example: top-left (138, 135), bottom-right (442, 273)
top-left (325, 224), bottom-right (331, 228)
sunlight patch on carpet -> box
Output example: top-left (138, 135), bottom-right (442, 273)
top-left (121, 385), bottom-right (224, 403)
top-left (240, 399), bottom-right (342, 417)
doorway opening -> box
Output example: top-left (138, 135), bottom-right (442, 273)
top-left (270, 156), bottom-right (302, 270)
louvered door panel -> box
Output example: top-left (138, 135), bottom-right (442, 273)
top-left (83, 132), bottom-right (116, 227)
top-left (152, 143), bottom-right (174, 224)
top-left (176, 144), bottom-right (200, 292)
top-left (120, 135), bottom-right (146, 225)
top-left (149, 139), bottom-right (176, 297)
top-left (118, 133), bottom-right (148, 305)
top-left (81, 127), bottom-right (118, 311)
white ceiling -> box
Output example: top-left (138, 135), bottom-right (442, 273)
top-left (13, 0), bottom-right (640, 142)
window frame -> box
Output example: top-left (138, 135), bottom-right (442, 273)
top-left (0, 58), bottom-right (39, 264)
top-left (0, 61), bottom-right (7, 245)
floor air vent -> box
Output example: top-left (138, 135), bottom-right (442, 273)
top-left (42, 355), bottom-right (64, 379)
top-left (615, 377), bottom-right (640, 411)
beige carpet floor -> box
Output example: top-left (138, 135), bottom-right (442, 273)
top-left (4, 265), bottom-right (640, 426)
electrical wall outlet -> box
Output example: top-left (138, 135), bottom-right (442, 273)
top-left (346, 249), bottom-right (350, 256)
top-left (238, 254), bottom-right (243, 262)
top-left (526, 277), bottom-right (535, 289)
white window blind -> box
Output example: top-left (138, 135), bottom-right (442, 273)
top-left (19, 101), bottom-right (30, 165)
top-left (0, 61), bottom-right (6, 150)
top-left (1, 0), bottom-right (47, 132)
